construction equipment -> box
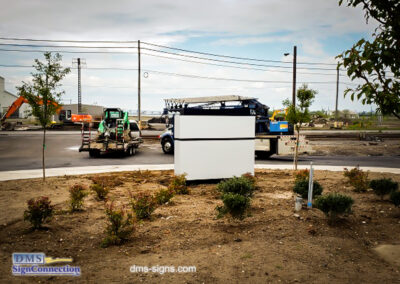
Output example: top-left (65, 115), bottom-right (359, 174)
top-left (79, 108), bottom-right (142, 157)
top-left (270, 108), bottom-right (288, 121)
top-left (1, 95), bottom-right (93, 130)
top-left (160, 95), bottom-right (312, 158)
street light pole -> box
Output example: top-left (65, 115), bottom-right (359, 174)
top-left (335, 66), bottom-right (339, 120)
top-left (138, 40), bottom-right (141, 136)
top-left (292, 45), bottom-right (297, 106)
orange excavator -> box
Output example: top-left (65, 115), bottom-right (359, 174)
top-left (1, 95), bottom-right (92, 130)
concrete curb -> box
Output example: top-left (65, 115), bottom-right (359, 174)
top-left (0, 164), bottom-right (399, 182)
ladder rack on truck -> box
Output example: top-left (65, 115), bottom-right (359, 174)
top-left (159, 95), bottom-right (312, 158)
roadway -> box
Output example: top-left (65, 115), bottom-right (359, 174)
top-left (0, 132), bottom-right (399, 171)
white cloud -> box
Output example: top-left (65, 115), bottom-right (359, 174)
top-left (0, 0), bottom-right (379, 112)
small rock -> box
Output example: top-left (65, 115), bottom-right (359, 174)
top-left (293, 214), bottom-right (300, 219)
top-left (234, 238), bottom-right (242, 242)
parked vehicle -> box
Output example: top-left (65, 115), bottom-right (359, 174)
top-left (79, 108), bottom-right (142, 157)
top-left (159, 95), bottom-right (312, 158)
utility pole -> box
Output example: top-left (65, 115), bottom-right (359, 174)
top-left (335, 66), bottom-right (339, 120)
top-left (77, 58), bottom-right (82, 114)
top-left (138, 40), bottom-right (141, 135)
top-left (72, 58), bottom-right (86, 114)
top-left (292, 45), bottom-right (297, 106)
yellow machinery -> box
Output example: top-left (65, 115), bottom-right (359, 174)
top-left (270, 108), bottom-right (288, 122)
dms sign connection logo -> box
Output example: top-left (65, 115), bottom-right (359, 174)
top-left (12, 253), bottom-right (81, 276)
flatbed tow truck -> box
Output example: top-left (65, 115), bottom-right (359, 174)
top-left (159, 95), bottom-right (312, 158)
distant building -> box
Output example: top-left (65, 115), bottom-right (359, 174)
top-left (0, 76), bottom-right (31, 118)
top-left (56, 104), bottom-right (104, 122)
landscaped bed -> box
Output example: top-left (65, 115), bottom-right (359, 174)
top-left (0, 169), bottom-right (399, 283)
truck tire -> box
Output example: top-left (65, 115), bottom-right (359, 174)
top-left (162, 138), bottom-right (174, 154)
top-left (256, 151), bottom-right (273, 159)
top-left (89, 149), bottom-right (100, 158)
top-left (128, 146), bottom-right (136, 156)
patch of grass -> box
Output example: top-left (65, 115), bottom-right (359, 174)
top-left (241, 253), bottom-right (253, 259)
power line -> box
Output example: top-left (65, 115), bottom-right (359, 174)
top-left (0, 41), bottom-right (342, 71)
top-left (0, 43), bottom-right (137, 49)
top-left (0, 37), bottom-right (138, 44)
top-left (0, 63), bottom-right (342, 84)
top-left (142, 51), bottom-right (346, 76)
top-left (0, 37), bottom-right (338, 66)
top-left (141, 68), bottom-right (339, 84)
top-left (0, 47), bottom-right (340, 75)
top-left (141, 46), bottom-right (343, 71)
top-left (141, 41), bottom-right (339, 66)
top-left (0, 48), bottom-right (138, 54)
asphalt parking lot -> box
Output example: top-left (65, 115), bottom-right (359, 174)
top-left (0, 132), bottom-right (399, 171)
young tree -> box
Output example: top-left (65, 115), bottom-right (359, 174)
top-left (17, 52), bottom-right (70, 180)
top-left (337, 0), bottom-right (400, 119)
top-left (284, 84), bottom-right (317, 170)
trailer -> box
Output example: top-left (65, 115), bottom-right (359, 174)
top-left (79, 108), bottom-right (142, 157)
top-left (159, 95), bottom-right (312, 158)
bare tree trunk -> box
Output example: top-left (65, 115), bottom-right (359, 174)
top-left (294, 125), bottom-right (300, 170)
top-left (42, 127), bottom-right (46, 181)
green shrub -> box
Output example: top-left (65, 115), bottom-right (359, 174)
top-left (217, 176), bottom-right (255, 198)
top-left (168, 174), bottom-right (189, 194)
top-left (23, 196), bottom-right (54, 229)
top-left (293, 179), bottom-right (323, 199)
top-left (69, 184), bottom-right (88, 211)
top-left (343, 167), bottom-right (369, 192)
top-left (241, 172), bottom-right (257, 187)
top-left (370, 178), bottom-right (399, 200)
top-left (294, 169), bottom-right (309, 182)
top-left (131, 193), bottom-right (157, 220)
top-left (90, 183), bottom-right (110, 201)
top-left (216, 176), bottom-right (256, 220)
top-left (154, 188), bottom-right (174, 205)
top-left (216, 193), bottom-right (250, 220)
top-left (314, 193), bottom-right (354, 223)
top-left (390, 191), bottom-right (400, 207)
top-left (101, 202), bottom-right (134, 248)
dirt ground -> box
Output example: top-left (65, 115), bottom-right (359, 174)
top-left (1, 170), bottom-right (400, 283)
top-left (310, 139), bottom-right (400, 156)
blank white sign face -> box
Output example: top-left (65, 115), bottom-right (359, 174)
top-left (174, 115), bottom-right (255, 139)
top-left (174, 115), bottom-right (255, 180)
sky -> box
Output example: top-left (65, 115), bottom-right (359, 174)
top-left (0, 0), bottom-right (379, 113)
